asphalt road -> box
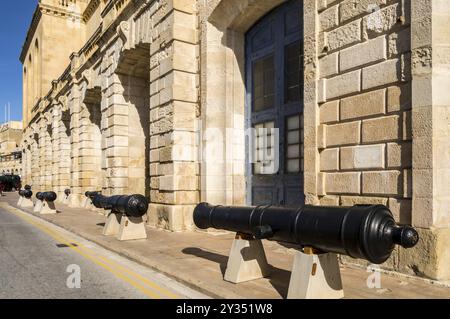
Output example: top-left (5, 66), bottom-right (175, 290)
top-left (0, 202), bottom-right (207, 299)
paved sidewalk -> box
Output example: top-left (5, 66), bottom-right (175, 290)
top-left (2, 193), bottom-right (449, 299)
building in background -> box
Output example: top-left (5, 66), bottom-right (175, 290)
top-left (19, 0), bottom-right (450, 281)
top-left (0, 121), bottom-right (23, 175)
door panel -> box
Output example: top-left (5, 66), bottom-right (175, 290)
top-left (246, 0), bottom-right (304, 207)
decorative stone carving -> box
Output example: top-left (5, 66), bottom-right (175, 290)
top-left (117, 21), bottom-right (134, 52)
top-left (58, 95), bottom-right (69, 112)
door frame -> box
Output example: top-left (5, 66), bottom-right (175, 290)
top-left (244, 0), bottom-right (304, 206)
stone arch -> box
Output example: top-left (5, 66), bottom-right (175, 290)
top-left (200, 0), bottom-right (292, 205)
top-left (80, 81), bottom-right (104, 194)
top-left (110, 39), bottom-right (150, 198)
top-left (31, 129), bottom-right (40, 190)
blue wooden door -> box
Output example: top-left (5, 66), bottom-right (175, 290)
top-left (246, 0), bottom-right (304, 207)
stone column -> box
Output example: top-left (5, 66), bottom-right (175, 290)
top-left (20, 142), bottom-right (29, 186)
top-left (50, 104), bottom-right (70, 199)
top-left (69, 83), bottom-right (83, 207)
top-left (79, 84), bottom-right (103, 197)
top-left (51, 107), bottom-right (61, 197)
top-left (31, 132), bottom-right (40, 191)
top-left (303, 0), bottom-right (320, 206)
top-left (38, 119), bottom-right (47, 192)
top-left (405, 0), bottom-right (450, 280)
top-left (57, 106), bottom-right (71, 200)
top-left (147, 1), bottom-right (199, 231)
top-left (102, 58), bottom-right (129, 196)
top-left (43, 117), bottom-right (53, 191)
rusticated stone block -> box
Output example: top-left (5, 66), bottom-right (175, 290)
top-left (340, 144), bottom-right (385, 170)
top-left (326, 19), bottom-right (362, 52)
top-left (325, 172), bottom-right (361, 194)
top-left (362, 171), bottom-right (402, 196)
top-left (319, 100), bottom-right (339, 124)
top-left (362, 115), bottom-right (400, 143)
top-left (340, 0), bottom-right (387, 23)
top-left (326, 121), bottom-right (361, 147)
top-left (320, 148), bottom-right (339, 171)
top-left (340, 89), bottom-right (386, 120)
top-left (326, 70), bottom-right (361, 99)
top-left (340, 35), bottom-right (387, 71)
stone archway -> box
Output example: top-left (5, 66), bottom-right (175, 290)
top-left (31, 131), bottom-right (40, 191)
top-left (80, 85), bottom-right (104, 194)
top-left (200, 0), bottom-right (290, 205)
top-left (114, 44), bottom-right (151, 197)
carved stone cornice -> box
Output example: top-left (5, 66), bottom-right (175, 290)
top-left (83, 0), bottom-right (102, 22)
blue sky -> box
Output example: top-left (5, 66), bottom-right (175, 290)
top-left (0, 1), bottom-right (37, 124)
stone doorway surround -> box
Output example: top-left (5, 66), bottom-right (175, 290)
top-left (200, 0), bottom-right (318, 205)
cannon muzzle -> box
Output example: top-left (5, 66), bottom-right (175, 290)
top-left (36, 191), bottom-right (57, 202)
top-left (92, 194), bottom-right (149, 218)
top-left (193, 203), bottom-right (419, 264)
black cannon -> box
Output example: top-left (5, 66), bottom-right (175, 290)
top-left (64, 189), bottom-right (71, 196)
top-left (24, 185), bottom-right (32, 190)
top-left (85, 191), bottom-right (101, 199)
top-left (19, 189), bottom-right (33, 199)
top-left (193, 203), bottom-right (419, 264)
top-left (92, 194), bottom-right (149, 218)
top-left (36, 191), bottom-right (57, 202)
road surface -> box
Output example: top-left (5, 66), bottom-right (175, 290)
top-left (0, 202), bottom-right (208, 299)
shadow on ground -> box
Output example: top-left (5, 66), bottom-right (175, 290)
top-left (182, 247), bottom-right (291, 298)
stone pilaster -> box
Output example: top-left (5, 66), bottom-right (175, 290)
top-left (43, 117), bottom-right (53, 191)
top-left (102, 56), bottom-right (129, 196)
top-left (147, 0), bottom-right (199, 231)
top-left (69, 83), bottom-right (82, 207)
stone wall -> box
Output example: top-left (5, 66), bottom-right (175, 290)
top-left (317, 0), bottom-right (412, 223)
top-left (19, 0), bottom-right (450, 280)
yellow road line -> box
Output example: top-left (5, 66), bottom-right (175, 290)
top-left (1, 203), bottom-right (179, 299)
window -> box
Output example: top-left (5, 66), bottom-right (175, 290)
top-left (253, 55), bottom-right (275, 112)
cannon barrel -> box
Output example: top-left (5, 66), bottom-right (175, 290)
top-left (92, 194), bottom-right (149, 218)
top-left (64, 189), bottom-right (71, 196)
top-left (19, 190), bottom-right (32, 198)
top-left (36, 191), bottom-right (57, 202)
top-left (85, 191), bottom-right (101, 199)
top-left (24, 190), bottom-right (33, 199)
top-left (193, 203), bottom-right (419, 264)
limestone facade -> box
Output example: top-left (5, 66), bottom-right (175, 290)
top-left (20, 0), bottom-right (450, 280)
top-left (0, 121), bottom-right (23, 175)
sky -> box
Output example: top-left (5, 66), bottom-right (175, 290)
top-left (0, 1), bottom-right (37, 124)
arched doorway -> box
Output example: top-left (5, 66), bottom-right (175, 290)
top-left (246, 0), bottom-right (304, 206)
